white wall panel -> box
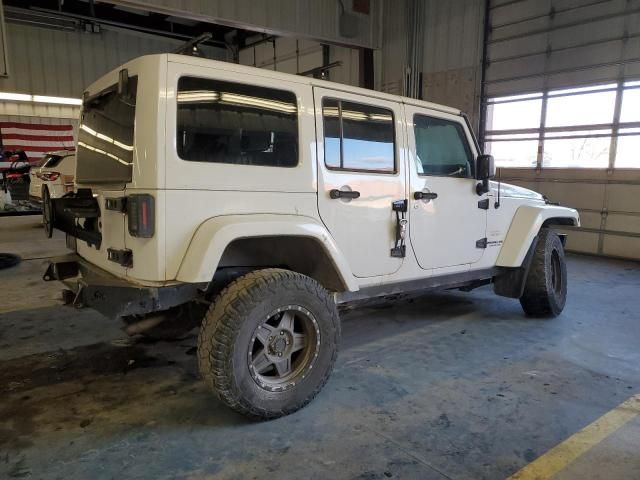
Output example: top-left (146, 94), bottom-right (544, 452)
top-left (0, 22), bottom-right (226, 99)
top-left (107, 0), bottom-right (381, 49)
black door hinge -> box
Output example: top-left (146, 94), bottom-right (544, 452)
top-left (107, 248), bottom-right (133, 267)
top-left (476, 238), bottom-right (488, 249)
top-left (478, 198), bottom-right (490, 210)
top-left (105, 197), bottom-right (127, 213)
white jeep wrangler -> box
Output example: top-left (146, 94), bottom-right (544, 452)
top-left (43, 53), bottom-right (579, 419)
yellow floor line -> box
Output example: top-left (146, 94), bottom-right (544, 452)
top-left (508, 394), bottom-right (640, 480)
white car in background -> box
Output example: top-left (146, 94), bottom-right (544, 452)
top-left (29, 150), bottom-right (76, 204)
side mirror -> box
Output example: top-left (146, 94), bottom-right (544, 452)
top-left (476, 154), bottom-right (496, 180)
top-left (476, 154), bottom-right (495, 195)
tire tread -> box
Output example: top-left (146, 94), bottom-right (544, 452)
top-left (198, 268), bottom-right (339, 419)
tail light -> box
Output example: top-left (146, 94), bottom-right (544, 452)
top-left (127, 194), bottom-right (155, 238)
top-left (63, 175), bottom-right (75, 193)
top-left (37, 171), bottom-right (60, 181)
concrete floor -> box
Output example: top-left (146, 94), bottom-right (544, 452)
top-left (1, 216), bottom-right (639, 480)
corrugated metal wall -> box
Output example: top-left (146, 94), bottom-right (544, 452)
top-left (107, 0), bottom-right (382, 49)
top-left (421, 0), bottom-right (485, 129)
top-left (376, 0), bottom-right (408, 95)
top-left (377, 0), bottom-right (485, 130)
top-left (0, 22), bottom-right (226, 99)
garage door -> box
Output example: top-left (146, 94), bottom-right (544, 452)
top-left (480, 0), bottom-right (640, 261)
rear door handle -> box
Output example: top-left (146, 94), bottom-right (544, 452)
top-left (414, 191), bottom-right (438, 200)
top-left (330, 189), bottom-right (360, 200)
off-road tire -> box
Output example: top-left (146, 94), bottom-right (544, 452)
top-left (520, 229), bottom-right (567, 317)
top-left (198, 269), bottom-right (340, 419)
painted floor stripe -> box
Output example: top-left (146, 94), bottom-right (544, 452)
top-left (508, 394), bottom-right (640, 480)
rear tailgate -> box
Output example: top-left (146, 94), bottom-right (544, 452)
top-left (76, 189), bottom-right (128, 277)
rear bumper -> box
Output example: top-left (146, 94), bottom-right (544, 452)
top-left (43, 254), bottom-right (206, 319)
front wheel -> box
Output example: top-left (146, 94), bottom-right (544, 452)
top-left (520, 229), bottom-right (567, 317)
top-left (198, 269), bottom-right (340, 419)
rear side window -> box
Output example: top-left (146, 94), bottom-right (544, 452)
top-left (323, 98), bottom-right (395, 172)
top-left (413, 115), bottom-right (474, 177)
top-left (177, 77), bottom-right (298, 167)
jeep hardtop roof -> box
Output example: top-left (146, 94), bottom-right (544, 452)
top-left (89, 53), bottom-right (462, 117)
top-left (167, 53), bottom-right (461, 116)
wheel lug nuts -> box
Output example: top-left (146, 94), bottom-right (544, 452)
top-left (269, 336), bottom-right (273, 340)
top-left (285, 341), bottom-right (290, 345)
top-left (278, 352), bottom-right (282, 357)
top-left (280, 331), bottom-right (284, 335)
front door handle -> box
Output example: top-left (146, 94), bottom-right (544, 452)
top-left (330, 189), bottom-right (360, 200)
top-left (414, 191), bottom-right (438, 200)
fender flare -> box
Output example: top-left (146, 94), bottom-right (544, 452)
top-left (175, 214), bottom-right (359, 291)
top-left (496, 205), bottom-right (580, 268)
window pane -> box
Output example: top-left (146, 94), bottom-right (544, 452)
top-left (77, 76), bottom-right (137, 184)
top-left (486, 140), bottom-right (539, 168)
top-left (323, 99), bottom-right (341, 168)
top-left (545, 90), bottom-right (616, 127)
top-left (620, 88), bottom-right (640, 123)
top-left (615, 135), bottom-right (640, 168)
top-left (543, 137), bottom-right (610, 168)
top-left (486, 98), bottom-right (542, 130)
top-left (176, 77), bottom-right (298, 167)
top-left (341, 101), bottom-right (395, 171)
top-left (414, 115), bottom-right (474, 176)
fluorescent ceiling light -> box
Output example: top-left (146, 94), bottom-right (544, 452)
top-left (33, 95), bottom-right (82, 105)
top-left (0, 92), bottom-right (32, 101)
top-left (0, 91), bottom-right (82, 105)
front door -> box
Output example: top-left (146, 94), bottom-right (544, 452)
top-left (405, 106), bottom-right (487, 270)
top-left (314, 87), bottom-right (406, 278)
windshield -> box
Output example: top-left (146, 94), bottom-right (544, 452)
top-left (76, 76), bottom-right (137, 184)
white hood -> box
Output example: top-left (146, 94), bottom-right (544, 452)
top-left (490, 181), bottom-right (544, 201)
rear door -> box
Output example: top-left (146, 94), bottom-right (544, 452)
top-left (313, 87), bottom-right (406, 278)
top-left (74, 74), bottom-right (139, 278)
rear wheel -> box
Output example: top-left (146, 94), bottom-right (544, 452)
top-left (520, 229), bottom-right (567, 317)
top-left (198, 269), bottom-right (340, 419)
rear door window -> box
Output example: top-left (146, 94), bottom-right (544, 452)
top-left (76, 77), bottom-right (137, 184)
top-left (177, 77), bottom-right (298, 168)
top-left (323, 98), bottom-right (395, 172)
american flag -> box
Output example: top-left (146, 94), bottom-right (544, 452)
top-left (0, 121), bottom-right (75, 167)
